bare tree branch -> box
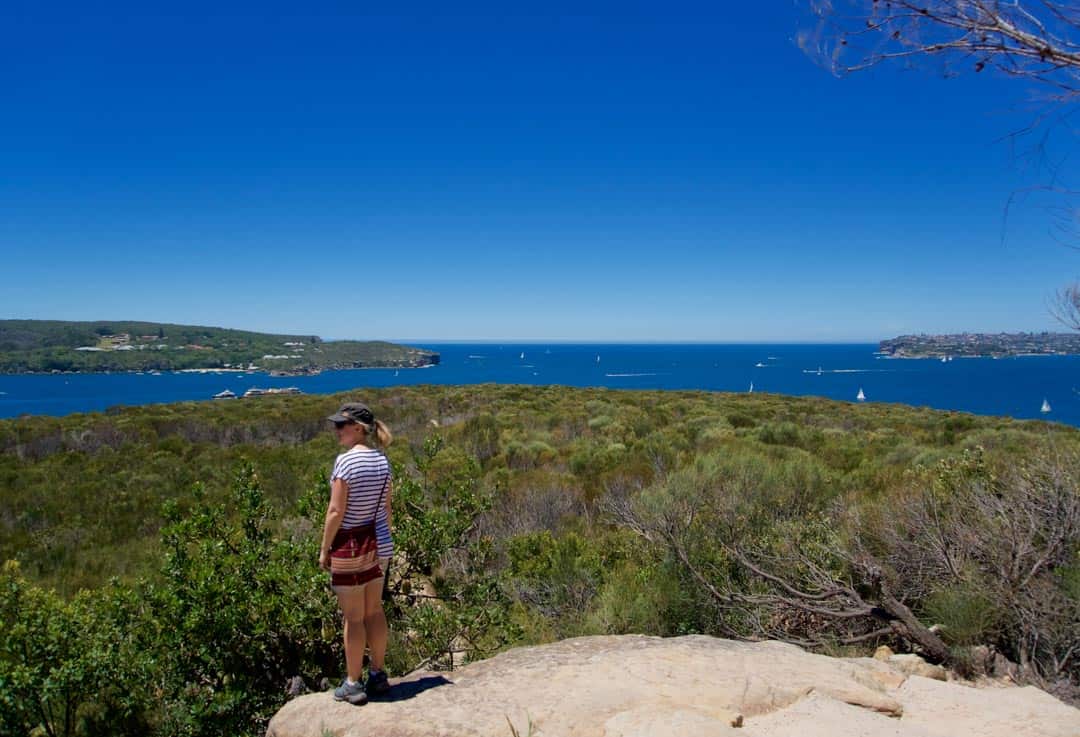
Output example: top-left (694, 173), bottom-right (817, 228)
top-left (1051, 281), bottom-right (1080, 328)
top-left (603, 484), bottom-right (953, 661)
top-left (799, 2), bottom-right (1080, 330)
top-left (801, 1), bottom-right (1080, 98)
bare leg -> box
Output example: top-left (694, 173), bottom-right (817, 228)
top-left (336, 587), bottom-right (368, 681)
top-left (363, 576), bottom-right (388, 671)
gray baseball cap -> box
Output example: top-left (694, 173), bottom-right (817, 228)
top-left (327, 402), bottom-right (375, 424)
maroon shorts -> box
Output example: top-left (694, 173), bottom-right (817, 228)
top-left (329, 524), bottom-right (382, 588)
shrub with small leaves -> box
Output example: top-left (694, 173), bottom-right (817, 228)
top-left (151, 464), bottom-right (338, 737)
top-left (0, 561), bottom-right (149, 737)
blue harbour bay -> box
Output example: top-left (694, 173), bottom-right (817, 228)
top-left (1, 343), bottom-right (1076, 427)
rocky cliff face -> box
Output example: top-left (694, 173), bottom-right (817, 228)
top-left (267, 635), bottom-right (1078, 737)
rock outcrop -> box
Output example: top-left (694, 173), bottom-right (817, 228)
top-left (267, 635), bottom-right (1079, 737)
top-left (873, 645), bottom-right (949, 681)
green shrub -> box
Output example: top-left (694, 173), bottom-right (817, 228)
top-left (757, 421), bottom-right (800, 446)
top-left (463, 412), bottom-right (501, 463)
top-left (587, 414), bottom-right (613, 430)
top-left (507, 531), bottom-right (604, 636)
top-left (0, 562), bottom-right (149, 737)
top-left (726, 412), bottom-right (756, 429)
top-left (587, 561), bottom-right (682, 635)
top-left (151, 466), bottom-right (338, 737)
top-left (922, 584), bottom-right (1002, 646)
top-left (386, 434), bottom-right (519, 671)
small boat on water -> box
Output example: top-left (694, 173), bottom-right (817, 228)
top-left (596, 354), bottom-right (600, 364)
top-left (213, 389), bottom-right (237, 399)
top-left (856, 388), bottom-right (866, 402)
top-left (520, 351), bottom-right (525, 360)
top-left (243, 387), bottom-right (302, 398)
top-left (1041, 398), bottom-right (1051, 414)
top-left (755, 362), bottom-right (766, 368)
top-left (748, 382), bottom-right (754, 393)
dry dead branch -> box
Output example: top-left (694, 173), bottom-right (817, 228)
top-left (603, 484), bottom-right (953, 660)
top-left (800, 1), bottom-right (1080, 100)
top-left (800, 2), bottom-right (1080, 325)
top-left (1052, 281), bottom-right (1080, 328)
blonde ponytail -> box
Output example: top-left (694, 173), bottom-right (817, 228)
top-left (373, 418), bottom-right (393, 447)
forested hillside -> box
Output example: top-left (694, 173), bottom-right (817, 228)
top-left (0, 319), bottom-right (438, 373)
top-left (2, 385), bottom-right (1077, 736)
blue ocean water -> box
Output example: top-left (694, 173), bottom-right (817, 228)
top-left (0, 343), bottom-right (1076, 427)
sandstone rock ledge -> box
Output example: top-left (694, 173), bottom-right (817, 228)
top-left (267, 635), bottom-right (1079, 737)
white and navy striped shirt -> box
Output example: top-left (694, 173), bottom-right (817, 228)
top-left (331, 447), bottom-right (393, 558)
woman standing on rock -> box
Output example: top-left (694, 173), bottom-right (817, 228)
top-left (319, 401), bottom-right (394, 705)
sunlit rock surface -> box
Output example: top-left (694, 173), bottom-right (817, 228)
top-left (267, 635), bottom-right (1078, 737)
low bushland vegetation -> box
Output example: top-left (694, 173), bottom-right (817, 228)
top-left (1, 385), bottom-right (1077, 735)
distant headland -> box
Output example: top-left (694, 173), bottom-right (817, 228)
top-left (880, 332), bottom-right (1080, 358)
top-left (0, 320), bottom-right (439, 374)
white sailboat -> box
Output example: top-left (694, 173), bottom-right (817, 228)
top-left (519, 351), bottom-right (525, 360)
top-left (1041, 398), bottom-right (1051, 414)
top-left (856, 388), bottom-right (866, 402)
top-left (596, 354), bottom-right (600, 364)
top-left (748, 381), bottom-right (754, 393)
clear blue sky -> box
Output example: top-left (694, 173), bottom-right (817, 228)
top-left (2, 1), bottom-right (1075, 342)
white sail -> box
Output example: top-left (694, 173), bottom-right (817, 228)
top-left (749, 382), bottom-right (754, 393)
top-left (520, 351), bottom-right (525, 360)
top-left (1041, 398), bottom-right (1051, 413)
top-left (856, 388), bottom-right (866, 401)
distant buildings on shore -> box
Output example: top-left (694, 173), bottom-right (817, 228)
top-left (880, 332), bottom-right (1080, 358)
top-left (213, 387), bottom-right (303, 399)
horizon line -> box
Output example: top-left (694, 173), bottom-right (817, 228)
top-left (349, 338), bottom-right (884, 345)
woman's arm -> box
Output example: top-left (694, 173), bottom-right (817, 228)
top-left (384, 478), bottom-right (393, 528)
top-left (319, 477), bottom-right (349, 570)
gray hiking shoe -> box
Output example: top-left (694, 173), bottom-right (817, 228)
top-left (366, 669), bottom-right (390, 696)
top-left (333, 678), bottom-right (368, 705)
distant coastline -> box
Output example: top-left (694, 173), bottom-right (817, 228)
top-left (2, 343), bottom-right (1076, 426)
top-left (5, 364), bottom-right (439, 377)
top-left (879, 332), bottom-right (1080, 359)
top-left (0, 319), bottom-right (440, 375)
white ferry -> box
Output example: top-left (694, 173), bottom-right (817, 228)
top-left (243, 387), bottom-right (302, 398)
